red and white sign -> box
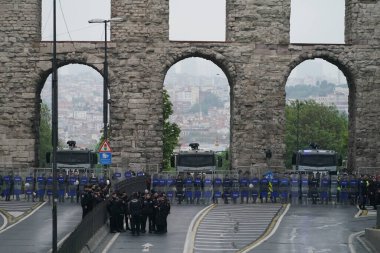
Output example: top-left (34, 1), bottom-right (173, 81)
top-left (99, 140), bottom-right (112, 153)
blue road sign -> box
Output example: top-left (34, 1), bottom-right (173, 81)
top-left (99, 152), bottom-right (112, 165)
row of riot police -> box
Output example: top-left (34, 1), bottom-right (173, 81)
top-left (150, 172), bottom-right (380, 206)
top-left (0, 172), bottom-right (110, 203)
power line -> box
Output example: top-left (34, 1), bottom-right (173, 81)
top-left (58, 0), bottom-right (76, 50)
top-left (41, 3), bottom-right (53, 36)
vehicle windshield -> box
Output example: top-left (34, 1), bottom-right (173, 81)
top-left (299, 154), bottom-right (336, 167)
top-left (56, 151), bottom-right (90, 164)
top-left (177, 154), bottom-right (215, 167)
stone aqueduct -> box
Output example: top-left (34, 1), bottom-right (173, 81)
top-left (0, 0), bottom-right (379, 171)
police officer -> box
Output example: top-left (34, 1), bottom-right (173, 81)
top-left (175, 175), bottom-right (184, 204)
top-left (260, 176), bottom-right (269, 203)
top-left (223, 175), bottom-right (232, 204)
top-left (129, 192), bottom-right (142, 235)
top-left (107, 192), bottom-right (119, 233)
top-left (310, 174), bottom-right (319, 204)
top-left (193, 174), bottom-right (202, 204)
top-left (155, 195), bottom-right (170, 234)
top-left (81, 185), bottom-right (94, 218)
top-left (141, 192), bottom-right (154, 233)
top-left (58, 173), bottom-right (65, 203)
top-left (359, 175), bottom-right (369, 210)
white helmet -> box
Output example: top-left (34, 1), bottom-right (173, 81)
top-left (249, 183), bottom-right (254, 188)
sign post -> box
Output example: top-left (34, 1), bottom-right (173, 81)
top-left (99, 140), bottom-right (112, 165)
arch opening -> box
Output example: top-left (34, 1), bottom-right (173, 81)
top-left (38, 63), bottom-right (104, 166)
top-left (285, 58), bottom-right (353, 171)
top-left (163, 57), bottom-right (231, 169)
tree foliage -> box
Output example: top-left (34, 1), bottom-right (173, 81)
top-left (163, 89), bottom-right (181, 170)
top-left (39, 103), bottom-right (52, 167)
top-left (285, 100), bottom-right (348, 168)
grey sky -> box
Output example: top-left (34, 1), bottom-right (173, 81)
top-left (42, 0), bottom-right (345, 43)
top-left (42, 0), bottom-right (346, 83)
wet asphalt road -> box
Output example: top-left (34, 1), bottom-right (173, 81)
top-left (0, 202), bottom-right (82, 253)
top-left (101, 204), bottom-right (376, 253)
top-left (249, 204), bottom-right (375, 253)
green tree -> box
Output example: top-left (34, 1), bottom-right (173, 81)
top-left (163, 89), bottom-right (181, 170)
top-left (285, 100), bottom-right (348, 168)
top-left (39, 103), bottom-right (52, 167)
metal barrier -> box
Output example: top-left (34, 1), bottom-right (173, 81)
top-left (57, 175), bottom-right (147, 253)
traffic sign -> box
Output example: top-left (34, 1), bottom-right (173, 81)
top-left (99, 152), bottom-right (112, 165)
top-left (99, 140), bottom-right (112, 153)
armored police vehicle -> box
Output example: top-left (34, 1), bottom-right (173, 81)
top-left (292, 147), bottom-right (342, 174)
top-left (46, 140), bottom-right (98, 169)
top-left (172, 143), bottom-right (221, 172)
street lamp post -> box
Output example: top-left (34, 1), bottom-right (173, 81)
top-left (51, 0), bottom-right (58, 252)
top-left (88, 18), bottom-right (122, 141)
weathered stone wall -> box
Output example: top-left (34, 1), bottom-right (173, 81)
top-left (0, 0), bottom-right (42, 167)
top-left (0, 0), bottom-right (379, 171)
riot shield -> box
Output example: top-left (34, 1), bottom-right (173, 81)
top-left (152, 173), bottom-right (160, 193)
top-left (68, 174), bottom-right (78, 203)
top-left (300, 174), bottom-right (309, 205)
top-left (340, 176), bottom-right (349, 204)
top-left (193, 173), bottom-right (203, 205)
top-left (46, 175), bottom-right (53, 203)
top-left (250, 177), bottom-right (260, 204)
top-left (239, 175), bottom-right (249, 204)
top-left (25, 174), bottom-right (35, 202)
top-left (184, 174), bottom-right (194, 204)
top-left (290, 174), bottom-right (300, 205)
top-left (330, 175), bottom-right (338, 205)
top-left (13, 174), bottom-right (22, 201)
top-left (231, 175), bottom-right (240, 204)
top-left (320, 175), bottom-right (330, 205)
top-left (279, 177), bottom-right (289, 204)
top-left (213, 176), bottom-right (223, 204)
top-left (57, 173), bottom-right (66, 203)
top-left (222, 174), bottom-right (232, 204)
top-left (3, 174), bottom-right (12, 201)
top-left (260, 177), bottom-right (269, 203)
top-left (36, 172), bottom-right (46, 202)
top-left (349, 176), bottom-right (358, 205)
top-left (166, 174), bottom-right (176, 203)
top-left (271, 178), bottom-right (279, 203)
top-left (203, 174), bottom-right (213, 205)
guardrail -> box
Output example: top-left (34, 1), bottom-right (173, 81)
top-left (57, 175), bottom-right (148, 253)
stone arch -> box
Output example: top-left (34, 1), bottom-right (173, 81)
top-left (36, 60), bottom-right (103, 95)
top-left (282, 50), bottom-right (357, 170)
top-left (162, 48), bottom-right (236, 87)
top-left (161, 48), bottom-right (235, 161)
top-left (33, 60), bottom-right (104, 165)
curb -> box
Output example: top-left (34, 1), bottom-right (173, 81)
top-left (183, 204), bottom-right (216, 253)
top-left (237, 204), bottom-right (290, 253)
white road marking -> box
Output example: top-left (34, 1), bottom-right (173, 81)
top-left (102, 232), bottom-right (120, 253)
top-left (0, 201), bottom-right (46, 234)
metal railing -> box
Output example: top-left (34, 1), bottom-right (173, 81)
top-left (57, 175), bottom-right (148, 253)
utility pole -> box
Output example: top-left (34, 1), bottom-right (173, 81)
top-left (51, 0), bottom-right (58, 252)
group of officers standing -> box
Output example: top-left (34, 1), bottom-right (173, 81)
top-left (106, 190), bottom-right (171, 235)
top-left (152, 171), bottom-right (380, 208)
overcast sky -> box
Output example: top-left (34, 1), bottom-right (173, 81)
top-left (42, 0), bottom-right (345, 43)
top-left (42, 0), bottom-right (346, 82)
